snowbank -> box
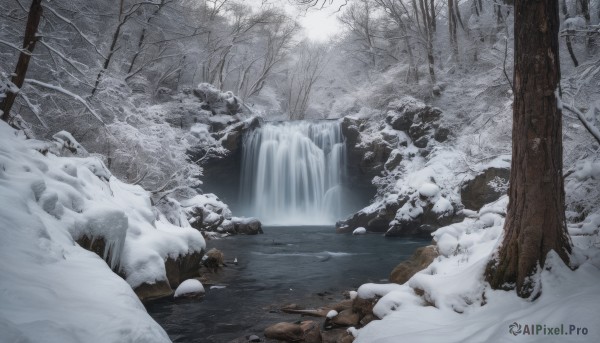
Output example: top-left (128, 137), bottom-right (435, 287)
top-left (354, 200), bottom-right (600, 342)
top-left (0, 121), bottom-right (206, 342)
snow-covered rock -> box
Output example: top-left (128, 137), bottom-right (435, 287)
top-left (353, 227), bottom-right (367, 235)
top-left (174, 279), bottom-right (205, 298)
top-left (0, 121), bottom-right (174, 342)
top-left (353, 200), bottom-right (600, 343)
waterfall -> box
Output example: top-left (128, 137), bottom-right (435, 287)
top-left (240, 121), bottom-right (346, 225)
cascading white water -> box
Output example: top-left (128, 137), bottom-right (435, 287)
top-left (240, 121), bottom-right (346, 225)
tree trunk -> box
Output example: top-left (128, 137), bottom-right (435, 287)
top-left (472, 0), bottom-right (480, 16)
top-left (1, 0), bottom-right (43, 122)
top-left (565, 33), bottom-right (579, 67)
top-left (577, 0), bottom-right (594, 53)
top-left (419, 0), bottom-right (436, 84)
top-left (485, 0), bottom-right (572, 299)
top-left (448, 0), bottom-right (458, 62)
top-left (127, 0), bottom-right (167, 75)
top-left (429, 0), bottom-right (436, 32)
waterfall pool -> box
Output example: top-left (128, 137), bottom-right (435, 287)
top-left (146, 226), bottom-right (430, 342)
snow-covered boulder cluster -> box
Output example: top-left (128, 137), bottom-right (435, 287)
top-left (337, 96), bottom-right (515, 238)
top-left (159, 194), bottom-right (263, 237)
top-left (351, 198), bottom-right (600, 342)
top-left (337, 96), bottom-right (467, 236)
top-left (0, 121), bottom-right (208, 341)
top-left (193, 82), bottom-right (243, 116)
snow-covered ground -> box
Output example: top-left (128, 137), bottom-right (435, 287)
top-left (0, 121), bottom-right (207, 342)
top-left (353, 197), bottom-right (600, 342)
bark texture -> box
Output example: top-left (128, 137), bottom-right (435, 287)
top-left (485, 0), bottom-right (572, 298)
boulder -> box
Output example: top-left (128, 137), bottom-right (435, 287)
top-left (352, 297), bottom-right (375, 318)
top-left (203, 248), bottom-right (225, 273)
top-left (386, 110), bottom-right (414, 132)
top-left (174, 279), bottom-right (205, 298)
top-left (232, 217), bottom-right (263, 235)
top-left (226, 335), bottom-right (262, 343)
top-left (352, 227), bottom-right (367, 235)
top-left (264, 322), bottom-right (304, 342)
top-left (359, 314), bottom-right (375, 326)
top-left (416, 106), bottom-right (442, 124)
top-left (321, 329), bottom-right (349, 343)
top-left (75, 236), bottom-right (113, 271)
top-left (390, 245), bottom-right (438, 284)
top-left (384, 150), bottom-right (403, 171)
top-left (461, 167), bottom-right (510, 211)
top-left (331, 309), bottom-right (360, 327)
top-left (165, 250), bottom-right (203, 289)
top-left (134, 280), bottom-right (173, 303)
top-left (385, 219), bottom-right (430, 237)
top-left (300, 321), bottom-right (322, 343)
top-left (414, 136), bottom-right (429, 149)
top-left (433, 127), bottom-right (450, 142)
top-left (329, 299), bottom-right (353, 312)
top-left (193, 83), bottom-right (243, 116)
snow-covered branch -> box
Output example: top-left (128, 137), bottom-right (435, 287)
top-left (0, 39), bottom-right (31, 55)
top-left (41, 4), bottom-right (106, 59)
top-left (562, 103), bottom-right (600, 146)
top-left (24, 79), bottom-right (104, 124)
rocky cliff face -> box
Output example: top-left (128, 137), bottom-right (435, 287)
top-left (336, 96), bottom-right (509, 237)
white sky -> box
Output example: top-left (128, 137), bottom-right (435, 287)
top-left (247, 0), bottom-right (345, 42)
top-left (298, 5), bottom-right (344, 42)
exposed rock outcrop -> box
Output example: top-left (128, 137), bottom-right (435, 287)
top-left (193, 83), bottom-right (243, 116)
top-left (134, 281), bottom-right (173, 303)
top-left (389, 245), bottom-right (438, 284)
top-left (264, 322), bottom-right (302, 341)
top-left (165, 251), bottom-right (204, 290)
top-left (461, 167), bottom-right (510, 211)
top-left (337, 96), bottom-right (457, 237)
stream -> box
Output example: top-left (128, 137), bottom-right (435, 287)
top-left (146, 226), bottom-right (430, 343)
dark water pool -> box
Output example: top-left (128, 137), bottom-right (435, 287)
top-left (146, 226), bottom-right (430, 342)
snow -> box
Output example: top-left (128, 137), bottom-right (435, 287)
top-left (419, 182), bottom-right (440, 198)
top-left (24, 78), bottom-right (103, 123)
top-left (174, 279), bottom-right (205, 297)
top-left (327, 310), bottom-right (339, 319)
top-left (0, 121), bottom-right (206, 342)
top-left (353, 200), bottom-right (600, 343)
top-left (432, 197), bottom-right (452, 214)
top-left (353, 227), bottom-right (367, 235)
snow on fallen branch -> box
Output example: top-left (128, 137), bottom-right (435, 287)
top-left (562, 103), bottom-right (600, 146)
top-left (24, 79), bottom-right (104, 124)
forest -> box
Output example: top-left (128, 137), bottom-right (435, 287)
top-left (1, 0), bottom-right (600, 342)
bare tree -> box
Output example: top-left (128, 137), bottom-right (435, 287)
top-left (91, 1), bottom-right (158, 96)
top-left (338, 0), bottom-right (379, 70)
top-left (286, 42), bottom-right (328, 120)
top-left (237, 12), bottom-right (298, 99)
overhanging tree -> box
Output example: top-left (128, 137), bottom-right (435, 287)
top-left (485, 0), bottom-right (572, 298)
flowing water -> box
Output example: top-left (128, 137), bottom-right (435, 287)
top-left (239, 121), bottom-right (348, 225)
top-left (146, 226), bottom-right (430, 343)
top-left (146, 120), bottom-right (426, 341)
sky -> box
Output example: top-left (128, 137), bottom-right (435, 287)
top-left (248, 0), bottom-right (345, 42)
